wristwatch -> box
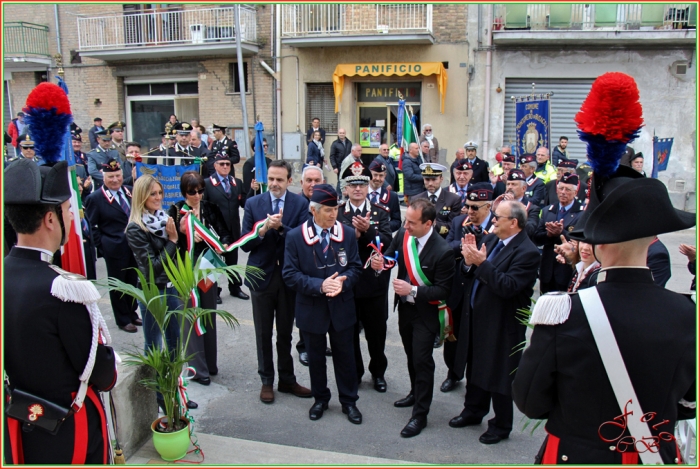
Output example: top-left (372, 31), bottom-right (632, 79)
top-left (409, 286), bottom-right (418, 298)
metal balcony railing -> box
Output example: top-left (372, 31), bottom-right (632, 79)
top-left (281, 4), bottom-right (432, 37)
top-left (77, 6), bottom-right (257, 50)
top-left (3, 22), bottom-right (50, 57)
top-left (493, 3), bottom-right (696, 31)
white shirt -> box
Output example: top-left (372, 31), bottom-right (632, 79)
top-left (406, 227), bottom-right (433, 303)
top-left (427, 187), bottom-right (442, 201)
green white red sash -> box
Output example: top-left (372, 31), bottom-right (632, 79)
top-left (402, 233), bottom-right (456, 345)
top-left (180, 203), bottom-right (267, 335)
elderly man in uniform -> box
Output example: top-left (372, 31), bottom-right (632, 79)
top-left (211, 124), bottom-right (241, 177)
top-left (87, 129), bottom-right (121, 189)
top-left (203, 153), bottom-right (249, 301)
top-left (372, 198), bottom-right (454, 437)
top-left (84, 158), bottom-right (142, 332)
top-left (463, 141), bottom-right (489, 183)
top-left (337, 162), bottom-right (392, 392)
top-left (4, 159), bottom-right (117, 464)
top-left (368, 159), bottom-right (402, 232)
top-left (534, 172), bottom-right (584, 294)
top-left (514, 71), bottom-right (696, 464)
top-left (448, 200), bottom-right (540, 445)
top-left (283, 184), bottom-right (363, 424)
top-left (448, 159), bottom-right (473, 215)
top-left (544, 159), bottom-right (585, 206)
top-left (493, 169), bottom-right (541, 239)
top-left (415, 163), bottom-right (461, 238)
top-left (519, 153), bottom-right (547, 207)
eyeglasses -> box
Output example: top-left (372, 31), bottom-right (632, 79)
top-left (186, 188), bottom-right (205, 196)
top-left (263, 144), bottom-right (269, 148)
top-left (380, 148), bottom-right (389, 152)
top-left (425, 129), bottom-right (432, 132)
top-left (465, 203), bottom-right (488, 211)
top-left (491, 213), bottom-right (515, 222)
top-left (216, 162), bottom-right (231, 167)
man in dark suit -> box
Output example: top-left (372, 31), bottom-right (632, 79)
top-left (544, 159), bottom-right (586, 206)
top-left (337, 163), bottom-right (392, 393)
top-left (88, 117), bottom-right (104, 150)
top-left (211, 124), bottom-right (241, 177)
top-left (492, 169), bottom-right (540, 239)
top-left (368, 159), bottom-right (401, 232)
top-left (305, 117), bottom-right (326, 146)
top-left (448, 200), bottom-right (540, 445)
top-left (84, 158), bottom-right (141, 332)
top-left (330, 129), bottom-right (352, 194)
top-left (533, 173), bottom-right (584, 294)
top-left (241, 159), bottom-right (312, 404)
top-left (203, 154), bottom-right (249, 300)
top-left (4, 159), bottom-right (117, 464)
top-left (463, 141), bottom-right (489, 184)
top-left (371, 198), bottom-right (454, 438)
top-left (447, 158), bottom-right (473, 216)
top-left (519, 153), bottom-right (547, 207)
top-left (283, 184), bottom-right (363, 424)
top-left (415, 163), bottom-right (462, 238)
top-left (86, 130), bottom-right (121, 189)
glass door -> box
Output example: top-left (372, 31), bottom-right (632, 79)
top-left (128, 99), bottom-right (175, 153)
top-left (357, 104), bottom-right (389, 167)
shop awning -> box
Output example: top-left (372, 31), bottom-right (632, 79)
top-left (332, 62), bottom-right (448, 114)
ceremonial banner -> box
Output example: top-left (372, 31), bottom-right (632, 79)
top-left (651, 136), bottom-right (674, 179)
top-left (135, 163), bottom-right (200, 209)
top-left (514, 97), bottom-right (551, 157)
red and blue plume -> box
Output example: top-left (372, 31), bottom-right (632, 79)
top-left (575, 72), bottom-right (643, 179)
top-left (22, 82), bottom-right (73, 164)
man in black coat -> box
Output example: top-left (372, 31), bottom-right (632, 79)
top-left (330, 128), bottom-right (352, 194)
top-left (305, 117), bottom-right (326, 145)
top-left (368, 159), bottom-right (402, 232)
top-left (211, 124), bottom-right (241, 177)
top-left (4, 159), bottom-right (117, 464)
top-left (519, 153), bottom-right (547, 207)
top-left (448, 200), bottom-right (540, 445)
top-left (415, 163), bottom-right (462, 238)
top-left (337, 163), bottom-right (392, 393)
top-left (371, 198), bottom-right (454, 438)
top-left (492, 169), bottom-right (540, 239)
top-left (533, 173), bottom-right (584, 294)
top-left (203, 154), bottom-right (249, 300)
top-left (84, 158), bottom-right (141, 332)
top-left (463, 141), bottom-right (489, 184)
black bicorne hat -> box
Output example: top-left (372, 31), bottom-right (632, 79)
top-left (4, 159), bottom-right (71, 205)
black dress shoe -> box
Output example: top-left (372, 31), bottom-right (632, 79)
top-left (230, 289), bottom-right (250, 300)
top-left (194, 377), bottom-right (211, 386)
top-left (479, 431), bottom-right (508, 445)
top-left (209, 371), bottom-right (218, 376)
top-left (400, 418), bottom-right (427, 438)
top-left (299, 352), bottom-right (309, 366)
top-left (373, 377), bottom-right (387, 393)
top-left (342, 405), bottom-right (362, 424)
top-left (309, 401), bottom-right (328, 421)
top-left (393, 393), bottom-right (415, 408)
top-left (325, 347), bottom-right (332, 356)
top-left (132, 318), bottom-right (143, 326)
top-left (449, 414), bottom-right (482, 428)
top-left (433, 334), bottom-right (442, 348)
top-left (187, 400), bottom-right (198, 409)
top-left (440, 377), bottom-right (459, 393)
top-left (216, 295), bottom-right (222, 305)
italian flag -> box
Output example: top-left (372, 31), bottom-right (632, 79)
top-left (197, 249), bottom-right (226, 293)
top-left (397, 100), bottom-right (419, 170)
top-left (61, 164), bottom-right (87, 276)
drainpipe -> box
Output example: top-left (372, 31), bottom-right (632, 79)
top-left (481, 4), bottom-right (493, 160)
top-left (54, 5), bottom-right (62, 56)
top-left (275, 4), bottom-right (283, 159)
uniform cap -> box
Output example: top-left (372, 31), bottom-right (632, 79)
top-left (420, 163), bottom-right (447, 178)
top-left (507, 169), bottom-right (526, 182)
top-left (467, 182), bottom-right (493, 201)
top-left (101, 158), bottom-right (122, 173)
top-left (342, 161), bottom-right (371, 184)
top-left (464, 140), bottom-right (478, 150)
top-left (453, 159), bottom-right (473, 171)
top-left (368, 159), bottom-right (386, 173)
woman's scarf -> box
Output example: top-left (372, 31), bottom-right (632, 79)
top-left (314, 139), bottom-right (325, 158)
top-left (142, 210), bottom-right (170, 239)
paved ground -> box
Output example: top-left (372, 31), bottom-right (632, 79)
top-left (97, 181), bottom-right (695, 464)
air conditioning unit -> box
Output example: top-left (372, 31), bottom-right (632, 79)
top-left (190, 24), bottom-right (205, 44)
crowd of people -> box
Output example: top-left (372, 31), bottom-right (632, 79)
top-left (4, 74), bottom-right (696, 465)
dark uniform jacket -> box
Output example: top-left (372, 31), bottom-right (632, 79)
top-left (415, 188), bottom-right (462, 238)
top-left (533, 199), bottom-right (584, 287)
top-left (371, 186), bottom-right (402, 232)
top-left (519, 196), bottom-right (541, 239)
top-left (84, 185), bottom-right (133, 259)
top-left (513, 268), bottom-right (696, 464)
top-left (203, 173), bottom-right (246, 240)
top-left (647, 237), bottom-right (671, 288)
top-left (544, 178), bottom-right (587, 206)
top-left (4, 247), bottom-right (117, 464)
top-left (86, 146), bottom-right (121, 188)
top-left (525, 175), bottom-right (547, 207)
top-left (211, 136), bottom-right (240, 176)
top-left (452, 231), bottom-right (540, 394)
top-left (283, 220), bottom-right (361, 334)
top-left (173, 143), bottom-right (200, 167)
top-left (337, 199), bottom-right (392, 302)
top-left (467, 156), bottom-right (490, 184)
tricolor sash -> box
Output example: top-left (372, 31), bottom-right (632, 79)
top-left (402, 234), bottom-right (456, 345)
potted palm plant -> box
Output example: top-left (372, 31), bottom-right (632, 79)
top-left (106, 250), bottom-right (260, 461)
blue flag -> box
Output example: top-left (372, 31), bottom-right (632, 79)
top-left (135, 162), bottom-right (200, 209)
top-left (254, 121), bottom-right (267, 191)
top-left (651, 136), bottom-right (673, 179)
top-left (514, 97), bottom-right (551, 157)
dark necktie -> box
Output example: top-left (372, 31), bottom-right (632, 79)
top-left (429, 194), bottom-right (437, 204)
top-left (222, 177), bottom-right (230, 194)
top-left (355, 208), bottom-right (362, 217)
top-left (116, 191), bottom-right (130, 216)
top-left (369, 191), bottom-right (378, 204)
top-left (273, 198), bottom-right (281, 214)
top-left (321, 229), bottom-right (329, 259)
top-left (458, 189), bottom-right (466, 203)
top-left (470, 240), bottom-right (505, 308)
top-left (559, 206), bottom-right (566, 220)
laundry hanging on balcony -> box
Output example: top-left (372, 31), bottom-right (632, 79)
top-left (332, 62), bottom-right (448, 114)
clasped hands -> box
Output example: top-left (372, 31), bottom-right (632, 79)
top-left (322, 272), bottom-right (347, 297)
top-left (460, 233), bottom-right (487, 266)
top-left (352, 212), bottom-right (371, 238)
top-left (545, 220), bottom-right (564, 237)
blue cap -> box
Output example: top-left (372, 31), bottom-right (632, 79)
top-left (311, 184), bottom-right (338, 207)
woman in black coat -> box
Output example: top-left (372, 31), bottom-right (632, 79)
top-left (168, 171), bottom-right (233, 384)
top-left (306, 130), bottom-right (325, 167)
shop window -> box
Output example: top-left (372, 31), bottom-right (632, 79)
top-left (228, 62), bottom-right (249, 93)
top-left (306, 83), bottom-right (338, 133)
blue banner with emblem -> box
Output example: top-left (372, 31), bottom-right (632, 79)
top-left (514, 97), bottom-right (551, 157)
top-left (135, 162), bottom-right (200, 209)
top-left (651, 136), bottom-right (673, 179)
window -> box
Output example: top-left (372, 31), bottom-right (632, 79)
top-left (126, 82), bottom-right (198, 97)
top-left (306, 83), bottom-right (338, 133)
top-left (229, 62), bottom-right (249, 93)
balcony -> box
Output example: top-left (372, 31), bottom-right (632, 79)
top-left (3, 22), bottom-right (52, 73)
top-left (492, 4), bottom-right (696, 47)
top-left (77, 6), bottom-right (258, 61)
top-left (280, 4), bottom-right (434, 47)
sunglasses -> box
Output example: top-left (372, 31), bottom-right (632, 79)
top-left (263, 144), bottom-right (269, 148)
top-left (465, 203), bottom-right (488, 211)
top-left (216, 162), bottom-right (231, 166)
top-left (491, 213), bottom-right (515, 222)
top-left (187, 188), bottom-right (205, 196)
